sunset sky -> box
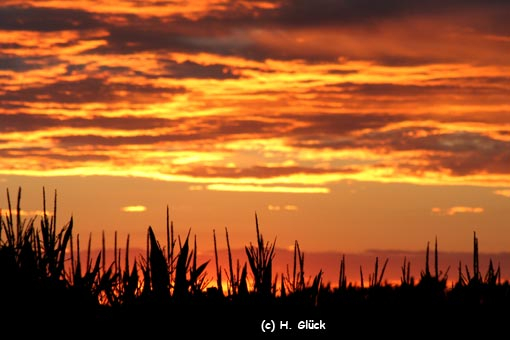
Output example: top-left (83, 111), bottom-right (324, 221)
top-left (1, 0), bottom-right (510, 283)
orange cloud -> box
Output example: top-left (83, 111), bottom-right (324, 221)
top-left (1, 1), bottom-right (510, 192)
top-left (432, 206), bottom-right (484, 216)
top-left (208, 184), bottom-right (329, 194)
top-left (494, 190), bottom-right (510, 198)
top-left (267, 204), bottom-right (298, 211)
top-left (0, 209), bottom-right (52, 217)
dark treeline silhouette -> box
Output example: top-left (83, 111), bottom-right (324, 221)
top-left (1, 187), bottom-right (509, 337)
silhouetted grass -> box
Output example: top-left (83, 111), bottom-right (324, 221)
top-left (1, 187), bottom-right (510, 337)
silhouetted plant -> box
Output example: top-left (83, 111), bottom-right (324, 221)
top-left (282, 240), bottom-right (324, 305)
top-left (67, 232), bottom-right (104, 307)
top-left (485, 259), bottom-right (500, 286)
top-left (39, 187), bottom-right (74, 283)
top-left (400, 256), bottom-right (414, 287)
top-left (189, 235), bottom-right (211, 294)
top-left (245, 213), bottom-right (275, 297)
top-left (147, 225), bottom-right (171, 300)
top-left (221, 226), bottom-right (247, 297)
top-left (165, 205), bottom-right (177, 286)
top-left (418, 237), bottom-right (449, 287)
top-left (465, 231), bottom-right (482, 286)
top-left (339, 254), bottom-right (348, 290)
top-left (3, 185), bottom-right (510, 329)
top-left (213, 228), bottom-right (223, 296)
top-left (368, 256), bottom-right (389, 288)
top-left (283, 240), bottom-right (305, 294)
top-left (101, 232), bottom-right (138, 306)
top-left (1, 188), bottom-right (75, 302)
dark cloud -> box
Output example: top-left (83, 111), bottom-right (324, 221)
top-left (0, 114), bottom-right (56, 132)
top-left (374, 55), bottom-right (452, 67)
top-left (498, 130), bottom-right (510, 136)
top-left (0, 43), bottom-right (24, 49)
top-left (45, 153), bottom-right (110, 162)
top-left (176, 0), bottom-right (508, 32)
top-left (0, 77), bottom-right (185, 104)
top-left (0, 113), bottom-right (172, 132)
top-left (363, 128), bottom-right (510, 175)
top-left (89, 19), bottom-right (255, 57)
top-left (54, 133), bottom-right (209, 147)
top-left (270, 0), bottom-right (510, 28)
top-left (429, 76), bottom-right (510, 86)
top-left (326, 69), bottom-right (359, 75)
top-left (65, 64), bottom-right (89, 76)
top-left (157, 60), bottom-right (240, 79)
top-left (284, 116), bottom-right (510, 176)
top-left (0, 6), bottom-right (103, 31)
top-left (0, 55), bottom-right (60, 72)
top-left (325, 82), bottom-right (510, 98)
top-left (70, 115), bottom-right (171, 130)
top-left (0, 0), bottom-right (487, 65)
top-left (339, 83), bottom-right (456, 97)
top-left (53, 116), bottom-right (288, 147)
top-left (283, 113), bottom-right (404, 150)
top-left (266, 0), bottom-right (412, 27)
top-left (156, 0), bottom-right (510, 63)
top-left (0, 147), bottom-right (48, 157)
top-left (210, 118), bottom-right (288, 136)
top-left (290, 138), bottom-right (357, 150)
top-left (426, 151), bottom-right (510, 175)
top-left (0, 147), bottom-right (109, 163)
top-left (366, 130), bottom-right (506, 154)
top-left (288, 113), bottom-right (402, 136)
top-left (2, 1), bottom-right (509, 65)
top-left (0, 113), bottom-right (289, 138)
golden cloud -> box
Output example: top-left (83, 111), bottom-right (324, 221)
top-left (121, 205), bottom-right (147, 212)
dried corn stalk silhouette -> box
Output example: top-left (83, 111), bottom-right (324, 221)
top-left (245, 213), bottom-right (275, 296)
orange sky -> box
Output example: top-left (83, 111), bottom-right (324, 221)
top-left (1, 0), bottom-right (510, 284)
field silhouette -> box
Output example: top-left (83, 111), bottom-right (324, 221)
top-left (1, 187), bottom-right (509, 337)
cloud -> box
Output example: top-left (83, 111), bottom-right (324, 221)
top-left (0, 114), bottom-right (174, 133)
top-left (0, 5), bottom-right (103, 31)
top-left (0, 77), bottom-right (185, 104)
top-left (424, 111), bottom-right (510, 125)
top-left (0, 114), bottom-right (58, 132)
top-left (432, 206), bottom-right (484, 216)
top-left (288, 113), bottom-right (402, 138)
top-left (3, 0), bottom-right (510, 66)
top-left (121, 205), bottom-right (146, 212)
top-left (207, 184), bottom-right (329, 194)
top-left (320, 81), bottom-right (510, 107)
top-left (267, 204), bottom-right (298, 211)
top-left (157, 59), bottom-right (240, 79)
top-left (27, 0), bottom-right (496, 64)
top-left (1, 209), bottom-right (52, 217)
top-left (0, 55), bottom-right (60, 72)
top-left (180, 165), bottom-right (348, 179)
top-left (351, 129), bottom-right (510, 176)
top-left (52, 117), bottom-right (289, 147)
top-left (494, 190), bottom-right (510, 198)
top-left (1, 2), bottom-right (510, 189)
top-left (368, 130), bottom-right (504, 153)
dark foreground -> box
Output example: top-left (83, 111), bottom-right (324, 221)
top-left (4, 291), bottom-right (509, 339)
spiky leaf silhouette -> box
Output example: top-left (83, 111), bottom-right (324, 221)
top-left (174, 230), bottom-right (191, 298)
top-left (148, 226), bottom-right (170, 299)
